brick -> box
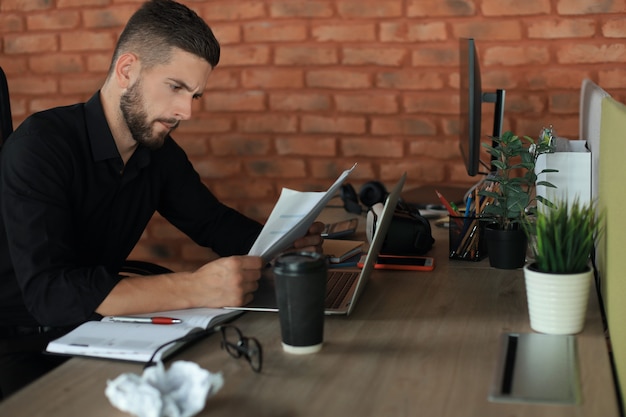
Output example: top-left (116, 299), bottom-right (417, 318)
top-left (60, 31), bottom-right (115, 52)
top-left (404, 93), bottom-right (458, 115)
top-left (407, 0), bottom-right (476, 17)
top-left (275, 46), bottom-right (338, 65)
top-left (269, 1), bottom-right (334, 18)
top-left (276, 137), bottom-right (336, 156)
top-left (380, 22), bottom-right (447, 42)
top-left (301, 115), bottom-right (366, 134)
top-left (206, 70), bottom-right (240, 89)
top-left (557, 43), bottom-right (626, 64)
top-left (173, 135), bottom-right (210, 157)
top-left (60, 75), bottom-right (103, 95)
top-left (241, 68), bottom-right (304, 89)
top-left (203, 91), bottom-right (266, 112)
top-left (243, 22), bottom-right (307, 42)
top-left (179, 118), bottom-right (232, 133)
top-left (306, 70), bottom-right (371, 89)
top-left (411, 47), bottom-right (458, 67)
top-left (409, 137), bottom-right (460, 160)
top-left (26, 11), bottom-right (79, 31)
top-left (86, 53), bottom-right (111, 72)
top-left (238, 115), bottom-right (298, 133)
top-left (246, 159), bottom-right (307, 178)
top-left (337, 0), bottom-right (402, 17)
top-left (30, 96), bottom-right (83, 112)
top-left (269, 93), bottom-right (331, 111)
top-left (380, 160), bottom-right (446, 183)
top-left (505, 94), bottom-right (546, 114)
top-left (210, 23), bottom-right (241, 45)
top-left (557, 0), bottom-right (626, 15)
top-left (340, 138), bottom-right (403, 158)
top-left (4, 33), bottom-right (58, 54)
top-left (9, 76), bottom-right (58, 95)
top-left (192, 158), bottom-right (243, 179)
top-left (335, 93), bottom-right (398, 114)
top-left (211, 179), bottom-right (274, 199)
top-left (371, 117), bottom-right (437, 136)
top-left (57, 0), bottom-right (110, 8)
top-left (527, 18), bottom-right (596, 39)
top-left (602, 18), bottom-right (626, 38)
top-left (82, 6), bottom-right (136, 29)
top-left (482, 0), bottom-right (550, 16)
top-left (0, 14), bottom-right (24, 32)
top-left (218, 45), bottom-right (271, 66)
top-left (484, 46), bottom-right (550, 66)
top-left (1, 0), bottom-right (52, 12)
top-left (525, 68), bottom-right (592, 90)
top-left (30, 53), bottom-right (84, 74)
top-left (342, 47), bottom-right (407, 66)
top-left (453, 21), bottom-right (523, 41)
top-left (549, 92), bottom-right (580, 114)
top-left (310, 160), bottom-right (375, 181)
top-left (599, 69), bottom-right (626, 89)
top-left (312, 23), bottom-right (376, 42)
top-left (377, 71), bottom-right (445, 90)
top-left (209, 135), bottom-right (271, 156)
top-left (200, 2), bottom-right (266, 20)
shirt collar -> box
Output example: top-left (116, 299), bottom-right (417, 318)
top-left (85, 92), bottom-right (119, 163)
top-left (84, 91), bottom-right (151, 170)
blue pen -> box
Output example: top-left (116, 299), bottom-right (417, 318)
top-left (465, 195), bottom-right (473, 217)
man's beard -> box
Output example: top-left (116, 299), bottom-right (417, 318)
top-left (119, 79), bottom-right (179, 150)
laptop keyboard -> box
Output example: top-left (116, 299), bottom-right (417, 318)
top-left (326, 270), bottom-right (359, 309)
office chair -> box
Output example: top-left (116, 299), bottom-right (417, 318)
top-left (0, 66), bottom-right (14, 146)
top-left (0, 66), bottom-right (170, 277)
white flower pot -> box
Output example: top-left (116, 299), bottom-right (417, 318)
top-left (523, 264), bottom-right (592, 335)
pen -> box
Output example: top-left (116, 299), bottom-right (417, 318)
top-left (109, 316), bottom-right (182, 325)
top-left (435, 190), bottom-right (463, 226)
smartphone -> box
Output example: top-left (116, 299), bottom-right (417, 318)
top-left (321, 218), bottom-right (358, 239)
top-left (358, 254), bottom-right (435, 271)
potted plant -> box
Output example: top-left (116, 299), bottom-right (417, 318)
top-left (523, 198), bottom-right (604, 334)
top-left (479, 130), bottom-right (557, 269)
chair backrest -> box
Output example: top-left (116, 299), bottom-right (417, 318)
top-left (597, 95), bottom-right (626, 404)
top-left (0, 66), bottom-right (14, 146)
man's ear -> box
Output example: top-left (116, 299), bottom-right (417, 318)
top-left (114, 53), bottom-right (138, 89)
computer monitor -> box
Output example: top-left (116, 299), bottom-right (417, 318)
top-left (459, 38), bottom-right (506, 177)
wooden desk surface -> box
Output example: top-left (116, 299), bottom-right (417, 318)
top-left (0, 209), bottom-right (619, 417)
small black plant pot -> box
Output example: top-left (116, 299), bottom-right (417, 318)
top-left (484, 224), bottom-right (528, 269)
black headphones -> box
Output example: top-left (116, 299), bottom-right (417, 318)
top-left (340, 181), bottom-right (388, 214)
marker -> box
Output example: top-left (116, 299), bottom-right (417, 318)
top-left (109, 316), bottom-right (182, 325)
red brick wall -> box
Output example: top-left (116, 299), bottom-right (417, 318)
top-left (1, 0), bottom-right (625, 270)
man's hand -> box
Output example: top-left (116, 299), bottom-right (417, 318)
top-left (97, 255), bottom-right (264, 315)
top-left (191, 255), bottom-right (264, 307)
top-left (292, 221), bottom-right (325, 254)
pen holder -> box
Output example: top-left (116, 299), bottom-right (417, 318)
top-left (448, 216), bottom-right (489, 261)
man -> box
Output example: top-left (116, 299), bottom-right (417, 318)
top-left (0, 0), bottom-right (323, 397)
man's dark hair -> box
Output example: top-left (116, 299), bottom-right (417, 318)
top-left (109, 0), bottom-right (220, 73)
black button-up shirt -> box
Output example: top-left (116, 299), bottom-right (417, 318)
top-left (0, 92), bottom-right (262, 327)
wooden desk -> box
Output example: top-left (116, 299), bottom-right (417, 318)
top-left (0, 209), bottom-right (619, 417)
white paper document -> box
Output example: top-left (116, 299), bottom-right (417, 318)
top-left (248, 164), bottom-right (357, 262)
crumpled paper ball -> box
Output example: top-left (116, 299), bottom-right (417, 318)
top-left (105, 360), bottom-right (224, 417)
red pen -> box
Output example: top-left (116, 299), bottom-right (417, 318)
top-left (109, 316), bottom-right (182, 324)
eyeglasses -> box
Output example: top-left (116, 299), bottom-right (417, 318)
top-left (144, 325), bottom-right (262, 372)
top-left (218, 325), bottom-right (263, 373)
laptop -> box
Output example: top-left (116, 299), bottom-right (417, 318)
top-left (226, 172), bottom-right (407, 316)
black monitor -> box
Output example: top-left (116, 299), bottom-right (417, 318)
top-left (459, 38), bottom-right (506, 177)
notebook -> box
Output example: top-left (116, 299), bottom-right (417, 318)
top-left (226, 172), bottom-right (406, 316)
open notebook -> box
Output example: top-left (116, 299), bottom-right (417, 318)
top-left (226, 172), bottom-right (406, 316)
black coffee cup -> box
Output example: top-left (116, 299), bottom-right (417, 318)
top-left (274, 251), bottom-right (327, 354)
